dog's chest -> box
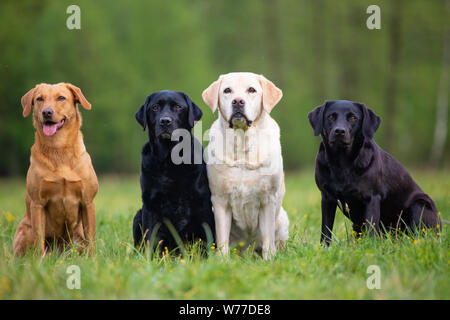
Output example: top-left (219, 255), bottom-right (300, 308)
top-left (229, 188), bottom-right (262, 236)
top-left (144, 171), bottom-right (194, 211)
top-left (327, 168), bottom-right (363, 199)
top-left (219, 168), bottom-right (276, 234)
top-left (40, 170), bottom-right (83, 222)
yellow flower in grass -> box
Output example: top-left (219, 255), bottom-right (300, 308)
top-left (3, 211), bottom-right (15, 222)
top-left (413, 240), bottom-right (418, 245)
top-left (422, 228), bottom-right (426, 233)
top-left (238, 241), bottom-right (245, 248)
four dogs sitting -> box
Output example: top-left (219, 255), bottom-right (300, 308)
top-left (13, 79), bottom-right (441, 258)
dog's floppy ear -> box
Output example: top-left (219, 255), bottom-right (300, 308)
top-left (202, 76), bottom-right (223, 113)
top-left (135, 95), bottom-right (151, 131)
top-left (259, 75), bottom-right (283, 113)
top-left (64, 83), bottom-right (92, 110)
top-left (182, 92), bottom-right (202, 128)
top-left (21, 86), bottom-right (37, 118)
top-left (355, 102), bottom-right (381, 140)
top-left (308, 101), bottom-right (332, 136)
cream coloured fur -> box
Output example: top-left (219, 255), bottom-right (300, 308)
top-left (202, 72), bottom-right (289, 259)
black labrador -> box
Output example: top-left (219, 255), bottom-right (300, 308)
top-left (133, 90), bottom-right (215, 251)
top-left (308, 100), bottom-right (441, 245)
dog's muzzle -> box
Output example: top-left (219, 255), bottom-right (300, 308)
top-left (228, 98), bottom-right (252, 130)
top-left (329, 128), bottom-right (351, 147)
top-left (229, 112), bottom-right (252, 130)
top-left (155, 116), bottom-right (174, 140)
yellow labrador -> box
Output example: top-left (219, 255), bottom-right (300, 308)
top-left (202, 72), bottom-right (289, 259)
top-left (13, 83), bottom-right (98, 256)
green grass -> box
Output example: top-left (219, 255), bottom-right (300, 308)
top-left (0, 170), bottom-right (449, 299)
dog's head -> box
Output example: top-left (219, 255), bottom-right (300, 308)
top-left (202, 72), bottom-right (282, 130)
top-left (21, 83), bottom-right (91, 137)
top-left (135, 90), bottom-right (202, 140)
top-left (308, 100), bottom-right (381, 149)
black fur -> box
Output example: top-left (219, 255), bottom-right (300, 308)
top-left (133, 90), bottom-right (215, 251)
top-left (308, 100), bottom-right (441, 245)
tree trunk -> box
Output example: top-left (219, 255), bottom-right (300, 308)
top-left (383, 1), bottom-right (402, 152)
top-left (263, 0), bottom-right (283, 86)
top-left (429, 0), bottom-right (450, 166)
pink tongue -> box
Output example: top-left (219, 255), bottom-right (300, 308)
top-left (43, 123), bottom-right (58, 136)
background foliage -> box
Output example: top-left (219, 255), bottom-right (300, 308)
top-left (0, 0), bottom-right (448, 175)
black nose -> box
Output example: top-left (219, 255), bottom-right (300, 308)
top-left (159, 116), bottom-right (172, 126)
top-left (231, 98), bottom-right (245, 108)
top-left (42, 108), bottom-right (53, 119)
top-left (334, 128), bottom-right (346, 136)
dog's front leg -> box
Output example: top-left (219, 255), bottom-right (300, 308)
top-left (259, 202), bottom-right (277, 260)
top-left (81, 202), bottom-right (96, 254)
top-left (30, 202), bottom-right (46, 256)
top-left (212, 196), bottom-right (231, 256)
top-left (320, 194), bottom-right (337, 246)
top-left (364, 195), bottom-right (381, 235)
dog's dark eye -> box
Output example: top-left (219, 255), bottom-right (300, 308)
top-left (36, 96), bottom-right (43, 102)
top-left (248, 87), bottom-right (256, 93)
top-left (223, 88), bottom-right (231, 94)
top-left (327, 114), bottom-right (335, 121)
top-left (348, 115), bottom-right (357, 121)
top-left (152, 105), bottom-right (159, 111)
top-left (57, 96), bottom-right (66, 101)
top-left (174, 105), bottom-right (183, 111)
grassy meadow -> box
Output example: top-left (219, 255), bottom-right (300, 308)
top-left (0, 170), bottom-right (449, 299)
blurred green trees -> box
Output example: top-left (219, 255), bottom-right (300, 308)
top-left (0, 0), bottom-right (448, 175)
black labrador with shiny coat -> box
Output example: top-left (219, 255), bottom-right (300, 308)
top-left (308, 100), bottom-right (441, 245)
top-left (133, 90), bottom-right (215, 251)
